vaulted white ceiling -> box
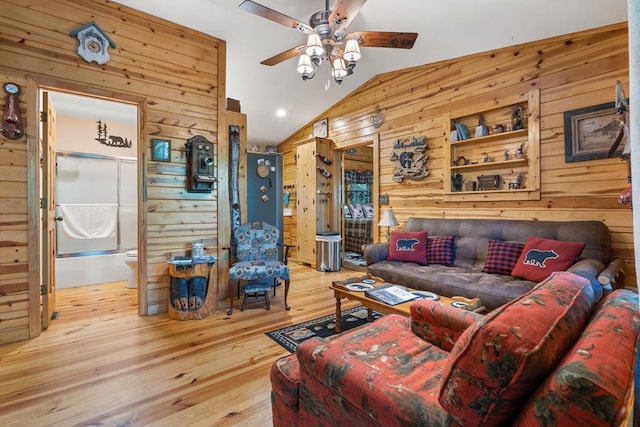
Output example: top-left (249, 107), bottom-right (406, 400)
top-left (105, 0), bottom-right (627, 145)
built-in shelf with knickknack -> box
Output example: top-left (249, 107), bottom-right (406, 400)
top-left (443, 89), bottom-right (540, 202)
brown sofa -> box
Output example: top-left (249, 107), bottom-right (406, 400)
top-left (364, 217), bottom-right (624, 309)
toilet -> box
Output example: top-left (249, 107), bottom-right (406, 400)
top-left (124, 250), bottom-right (138, 288)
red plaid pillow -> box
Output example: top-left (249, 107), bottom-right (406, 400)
top-left (483, 240), bottom-right (525, 275)
top-left (511, 236), bottom-right (585, 282)
top-left (387, 231), bottom-right (428, 264)
top-left (426, 236), bottom-right (455, 266)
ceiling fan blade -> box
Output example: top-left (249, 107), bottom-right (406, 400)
top-left (348, 31), bottom-right (418, 49)
top-left (239, 0), bottom-right (313, 34)
top-left (260, 45), bottom-right (306, 66)
top-left (329, 0), bottom-right (367, 32)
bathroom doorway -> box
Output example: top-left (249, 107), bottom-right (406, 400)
top-left (40, 89), bottom-right (139, 322)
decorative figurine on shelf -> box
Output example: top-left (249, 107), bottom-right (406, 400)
top-left (509, 173), bottom-right (525, 190)
top-left (482, 152), bottom-right (491, 163)
top-left (504, 150), bottom-right (510, 161)
top-left (512, 104), bottom-right (524, 130)
top-left (492, 124), bottom-right (505, 134)
top-left (515, 143), bottom-right (525, 159)
top-left (475, 114), bottom-right (489, 138)
top-left (452, 173), bottom-right (463, 192)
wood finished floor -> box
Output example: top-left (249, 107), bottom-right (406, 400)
top-left (0, 264), bottom-right (365, 427)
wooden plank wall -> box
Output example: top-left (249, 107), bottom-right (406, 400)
top-left (0, 0), bottom-right (225, 343)
top-left (279, 22), bottom-right (635, 286)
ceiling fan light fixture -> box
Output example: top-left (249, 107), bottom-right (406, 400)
top-left (332, 57), bottom-right (348, 84)
top-left (343, 38), bottom-right (361, 62)
top-left (305, 33), bottom-right (324, 58)
top-left (297, 54), bottom-right (315, 80)
top-left (239, 0), bottom-right (418, 88)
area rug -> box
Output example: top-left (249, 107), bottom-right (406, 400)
top-left (266, 306), bottom-right (382, 353)
top-left (344, 251), bottom-right (366, 266)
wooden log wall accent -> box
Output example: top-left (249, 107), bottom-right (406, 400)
top-left (0, 0), bottom-right (226, 343)
top-left (279, 22), bottom-right (635, 286)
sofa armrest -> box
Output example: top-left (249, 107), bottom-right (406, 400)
top-left (566, 258), bottom-right (604, 280)
top-left (410, 300), bottom-right (483, 352)
top-left (363, 242), bottom-right (389, 265)
top-left (597, 257), bottom-right (625, 288)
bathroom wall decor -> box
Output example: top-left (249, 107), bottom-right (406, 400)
top-left (95, 120), bottom-right (132, 148)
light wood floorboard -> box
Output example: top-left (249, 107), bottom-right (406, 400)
top-left (0, 264), bottom-right (365, 427)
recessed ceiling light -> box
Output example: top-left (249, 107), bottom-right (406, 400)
top-left (276, 109), bottom-right (286, 117)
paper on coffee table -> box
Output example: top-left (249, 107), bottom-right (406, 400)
top-left (365, 284), bottom-right (418, 306)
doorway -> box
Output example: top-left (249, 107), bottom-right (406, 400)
top-left (339, 141), bottom-right (377, 271)
top-left (38, 88), bottom-right (140, 327)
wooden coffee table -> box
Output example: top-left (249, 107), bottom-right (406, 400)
top-left (331, 276), bottom-right (482, 333)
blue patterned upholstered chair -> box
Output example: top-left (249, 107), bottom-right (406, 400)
top-left (227, 221), bottom-right (291, 315)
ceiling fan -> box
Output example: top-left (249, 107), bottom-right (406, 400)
top-left (239, 0), bottom-right (418, 84)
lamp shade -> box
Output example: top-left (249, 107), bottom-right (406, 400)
top-left (332, 58), bottom-right (348, 78)
top-left (305, 33), bottom-right (324, 57)
top-left (378, 209), bottom-right (399, 227)
top-left (297, 54), bottom-right (314, 74)
top-left (343, 38), bottom-right (361, 62)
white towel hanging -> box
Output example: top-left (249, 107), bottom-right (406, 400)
top-left (58, 204), bottom-right (118, 239)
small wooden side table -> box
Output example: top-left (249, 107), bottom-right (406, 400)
top-left (167, 256), bottom-right (215, 320)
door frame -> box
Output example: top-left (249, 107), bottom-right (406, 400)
top-left (335, 136), bottom-right (381, 251)
top-left (26, 75), bottom-right (147, 338)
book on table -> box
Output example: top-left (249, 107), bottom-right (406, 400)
top-left (365, 284), bottom-right (418, 306)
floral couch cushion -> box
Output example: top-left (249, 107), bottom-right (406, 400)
top-left (514, 289), bottom-right (640, 427)
top-left (295, 314), bottom-right (454, 426)
top-left (439, 271), bottom-right (595, 426)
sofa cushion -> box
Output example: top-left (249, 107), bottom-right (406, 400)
top-left (439, 271), bottom-right (595, 426)
top-left (348, 203), bottom-right (365, 218)
top-left (296, 315), bottom-right (454, 426)
top-left (361, 203), bottom-right (374, 218)
top-left (511, 236), bottom-right (585, 282)
top-left (427, 236), bottom-right (455, 266)
top-left (513, 289), bottom-right (640, 427)
top-left (483, 240), bottom-right (525, 275)
top-left (388, 231), bottom-right (428, 264)
top-left (366, 260), bottom-right (536, 310)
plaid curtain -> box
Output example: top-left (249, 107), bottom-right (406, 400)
top-left (345, 169), bottom-right (373, 184)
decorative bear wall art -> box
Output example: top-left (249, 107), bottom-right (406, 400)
top-left (389, 136), bottom-right (429, 182)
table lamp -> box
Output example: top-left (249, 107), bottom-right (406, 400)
top-left (378, 209), bottom-right (399, 241)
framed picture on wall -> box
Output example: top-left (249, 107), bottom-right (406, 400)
top-left (563, 102), bottom-right (621, 162)
top-left (151, 139), bottom-right (171, 162)
top-left (313, 118), bottom-right (328, 138)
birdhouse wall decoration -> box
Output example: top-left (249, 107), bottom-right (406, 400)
top-left (70, 21), bottom-right (116, 65)
top-left (390, 136), bottom-right (429, 182)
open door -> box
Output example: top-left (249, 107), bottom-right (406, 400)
top-left (41, 91), bottom-right (57, 328)
top-left (340, 142), bottom-right (377, 271)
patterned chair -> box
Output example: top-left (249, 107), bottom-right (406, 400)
top-left (227, 221), bottom-right (291, 315)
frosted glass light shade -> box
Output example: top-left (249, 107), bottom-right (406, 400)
top-left (305, 33), bottom-right (324, 57)
top-left (332, 58), bottom-right (348, 78)
top-left (297, 54), bottom-right (314, 75)
top-left (343, 38), bottom-right (361, 62)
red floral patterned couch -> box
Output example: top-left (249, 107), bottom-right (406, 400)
top-left (271, 272), bottom-right (639, 426)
